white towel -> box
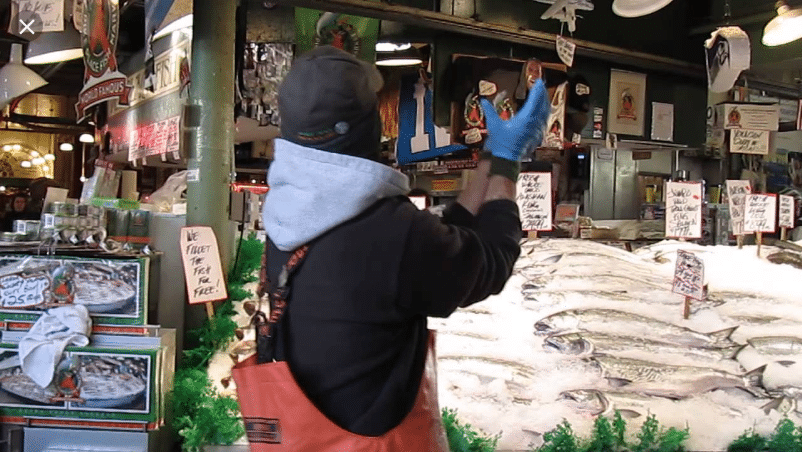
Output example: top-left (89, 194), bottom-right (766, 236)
top-left (18, 304), bottom-right (91, 388)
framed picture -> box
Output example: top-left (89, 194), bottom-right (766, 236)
top-left (607, 70), bottom-right (647, 137)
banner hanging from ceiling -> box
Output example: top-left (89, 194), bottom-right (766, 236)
top-left (76, 0), bottom-right (132, 118)
top-left (295, 6), bottom-right (379, 62)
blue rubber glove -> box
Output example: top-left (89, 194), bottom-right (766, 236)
top-left (480, 79), bottom-right (550, 162)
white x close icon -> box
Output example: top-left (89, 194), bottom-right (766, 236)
top-left (19, 19), bottom-right (35, 34)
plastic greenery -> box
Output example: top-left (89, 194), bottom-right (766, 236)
top-left (442, 407), bottom-right (501, 452)
top-left (728, 418), bottom-right (802, 452)
top-left (534, 412), bottom-right (688, 452)
top-left (171, 234), bottom-right (264, 452)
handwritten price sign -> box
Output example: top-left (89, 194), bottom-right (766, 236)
top-left (726, 180), bottom-right (751, 235)
top-left (730, 129), bottom-right (770, 155)
top-left (744, 194), bottom-right (777, 233)
top-left (779, 195), bottom-right (795, 229)
top-left (516, 172), bottom-right (552, 232)
top-left (672, 250), bottom-right (705, 301)
top-left (0, 274), bottom-right (50, 309)
top-left (180, 226), bottom-right (228, 304)
top-left (665, 181), bottom-right (703, 239)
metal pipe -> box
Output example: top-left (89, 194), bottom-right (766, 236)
top-left (186, 0), bottom-right (235, 271)
top-left (275, 0), bottom-right (705, 78)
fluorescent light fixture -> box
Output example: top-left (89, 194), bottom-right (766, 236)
top-left (79, 133), bottom-right (95, 143)
top-left (59, 143), bottom-right (74, 151)
top-left (376, 46), bottom-right (424, 67)
top-left (29, 150), bottom-right (39, 157)
top-left (763, 2), bottom-right (802, 46)
top-left (20, 161), bottom-right (31, 168)
top-left (25, 25), bottom-right (83, 65)
top-left (44, 153), bottom-right (55, 161)
top-left (32, 157), bottom-right (45, 165)
top-left (153, 14), bottom-right (193, 40)
top-left (0, 44), bottom-right (48, 110)
top-left (375, 42), bottom-right (412, 52)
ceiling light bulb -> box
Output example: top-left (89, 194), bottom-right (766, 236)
top-left (2, 145), bottom-right (11, 152)
top-left (80, 175), bottom-right (87, 182)
top-left (29, 150), bottom-right (39, 157)
top-left (20, 161), bottom-right (31, 168)
top-left (376, 42), bottom-right (412, 52)
top-left (42, 165), bottom-right (49, 172)
top-left (763, 2), bottom-right (802, 46)
top-left (44, 153), bottom-right (55, 161)
top-left (0, 186), bottom-right (6, 192)
top-left (12, 144), bottom-right (21, 151)
top-left (79, 133), bottom-right (95, 143)
top-left (32, 157), bottom-right (45, 165)
top-left (59, 143), bottom-right (74, 151)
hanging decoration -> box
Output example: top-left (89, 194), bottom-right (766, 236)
top-left (705, 0), bottom-right (750, 94)
top-left (537, 0), bottom-right (594, 33)
top-left (76, 0), bottom-right (132, 119)
top-left (295, 6), bottom-right (380, 62)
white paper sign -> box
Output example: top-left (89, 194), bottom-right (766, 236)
top-left (651, 102), bottom-right (674, 142)
top-left (665, 181), bottom-right (703, 239)
top-left (0, 274), bottom-right (50, 309)
top-left (672, 250), bottom-right (705, 301)
top-left (730, 129), bottom-right (770, 155)
top-left (516, 172), bottom-right (552, 232)
top-left (779, 195), bottom-right (795, 229)
top-left (556, 36), bottom-right (576, 67)
top-left (18, 0), bottom-right (64, 32)
top-left (180, 226), bottom-right (228, 304)
top-left (744, 194), bottom-right (777, 233)
top-left (726, 180), bottom-right (751, 235)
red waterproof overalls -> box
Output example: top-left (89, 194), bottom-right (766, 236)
top-left (232, 245), bottom-right (450, 452)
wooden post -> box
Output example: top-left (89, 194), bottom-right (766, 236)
top-left (781, 227), bottom-right (787, 241)
top-left (756, 232), bottom-right (762, 257)
top-left (528, 231), bottom-right (538, 240)
top-left (683, 297), bottom-right (691, 319)
top-left (737, 235), bottom-right (743, 249)
top-left (205, 302), bottom-right (215, 319)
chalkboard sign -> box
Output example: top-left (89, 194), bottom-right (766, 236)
top-left (516, 172), bottom-right (552, 232)
top-left (744, 194), bottom-right (777, 233)
top-left (665, 181), bottom-right (703, 239)
top-left (180, 227), bottom-right (228, 304)
top-left (779, 195), bottom-right (795, 229)
top-left (726, 180), bottom-right (751, 235)
top-left (672, 250), bottom-right (705, 301)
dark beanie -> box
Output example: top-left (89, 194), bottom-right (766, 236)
top-left (278, 46), bottom-right (384, 160)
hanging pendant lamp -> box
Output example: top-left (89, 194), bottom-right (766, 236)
top-left (762, 1), bottom-right (802, 47)
top-left (612, 0), bottom-right (673, 18)
top-left (24, 0), bottom-right (83, 65)
top-left (0, 44), bottom-right (48, 110)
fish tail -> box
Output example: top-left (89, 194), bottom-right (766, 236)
top-left (727, 344), bottom-right (748, 360)
top-left (761, 397), bottom-right (793, 415)
top-left (709, 326), bottom-right (738, 345)
top-left (743, 364), bottom-right (767, 392)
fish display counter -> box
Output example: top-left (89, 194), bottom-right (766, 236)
top-left (431, 238), bottom-right (802, 451)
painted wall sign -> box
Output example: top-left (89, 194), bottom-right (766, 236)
top-left (76, 0), bottom-right (132, 118)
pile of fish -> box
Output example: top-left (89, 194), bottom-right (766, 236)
top-left (431, 239), bottom-right (802, 451)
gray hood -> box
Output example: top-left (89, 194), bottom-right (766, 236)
top-left (262, 139), bottom-right (410, 251)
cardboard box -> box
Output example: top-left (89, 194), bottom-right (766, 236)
top-left (0, 330), bottom-right (174, 430)
top-left (0, 254), bottom-right (149, 326)
top-left (714, 103), bottom-right (779, 131)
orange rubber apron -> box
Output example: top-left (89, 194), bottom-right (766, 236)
top-left (232, 245), bottom-right (449, 452)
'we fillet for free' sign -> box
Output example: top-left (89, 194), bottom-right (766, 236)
top-left (180, 226), bottom-right (228, 304)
